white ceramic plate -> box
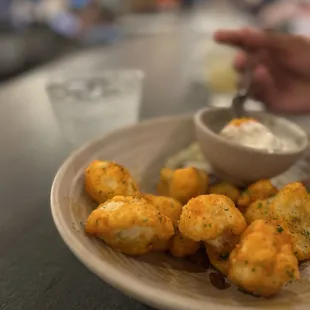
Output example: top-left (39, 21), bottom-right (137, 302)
top-left (51, 115), bottom-right (310, 310)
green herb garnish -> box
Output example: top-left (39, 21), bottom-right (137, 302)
top-left (277, 225), bottom-right (284, 233)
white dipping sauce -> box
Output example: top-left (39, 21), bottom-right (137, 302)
top-left (220, 118), bottom-right (288, 153)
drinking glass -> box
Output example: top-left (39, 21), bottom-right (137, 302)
top-left (46, 70), bottom-right (144, 147)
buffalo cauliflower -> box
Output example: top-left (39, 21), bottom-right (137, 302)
top-left (169, 230), bottom-right (200, 258)
top-left (179, 195), bottom-right (247, 254)
top-left (142, 194), bottom-right (182, 227)
top-left (209, 182), bottom-right (240, 203)
top-left (268, 182), bottom-right (310, 261)
top-left (244, 182), bottom-right (310, 261)
top-left (85, 160), bottom-right (139, 203)
top-left (141, 194), bottom-right (200, 256)
top-left (85, 196), bottom-right (174, 255)
top-left (244, 199), bottom-right (272, 225)
top-left (237, 179), bottom-right (278, 212)
top-left (142, 194), bottom-right (183, 251)
top-left (157, 167), bottom-right (209, 204)
top-left (228, 219), bottom-right (300, 297)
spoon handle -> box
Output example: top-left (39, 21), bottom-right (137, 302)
top-left (232, 51), bottom-right (253, 118)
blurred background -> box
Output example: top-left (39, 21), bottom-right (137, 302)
top-left (1, 0), bottom-right (309, 82)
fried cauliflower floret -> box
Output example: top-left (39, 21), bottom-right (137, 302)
top-left (209, 182), bottom-right (240, 203)
top-left (244, 182), bottom-right (310, 261)
top-left (245, 199), bottom-right (272, 225)
top-left (237, 179), bottom-right (278, 212)
top-left (85, 160), bottom-right (139, 204)
top-left (169, 230), bottom-right (200, 258)
top-left (85, 196), bottom-right (174, 255)
top-left (228, 220), bottom-right (300, 297)
top-left (142, 194), bottom-right (182, 227)
top-left (157, 167), bottom-right (209, 204)
top-left (179, 195), bottom-right (247, 254)
top-left (267, 182), bottom-right (310, 261)
top-left (206, 245), bottom-right (229, 276)
top-left (141, 194), bottom-right (183, 251)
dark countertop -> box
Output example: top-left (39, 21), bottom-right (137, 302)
top-left (0, 25), bottom-right (81, 81)
top-left (0, 24), bottom-right (209, 310)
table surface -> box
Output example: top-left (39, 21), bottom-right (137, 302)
top-left (0, 14), bottom-right (213, 310)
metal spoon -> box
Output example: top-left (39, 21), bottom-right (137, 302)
top-left (231, 55), bottom-right (253, 118)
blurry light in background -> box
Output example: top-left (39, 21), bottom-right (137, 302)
top-left (71, 0), bottom-right (89, 9)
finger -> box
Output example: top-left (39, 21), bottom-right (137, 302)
top-left (213, 28), bottom-right (266, 50)
top-left (233, 51), bottom-right (247, 72)
top-left (249, 65), bottom-right (275, 104)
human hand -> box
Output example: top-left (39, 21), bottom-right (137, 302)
top-left (214, 28), bottom-right (310, 114)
